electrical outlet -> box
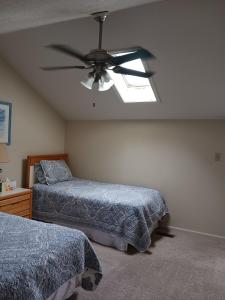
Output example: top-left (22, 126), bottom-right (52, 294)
top-left (214, 152), bottom-right (222, 162)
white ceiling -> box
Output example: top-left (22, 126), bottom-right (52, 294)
top-left (0, 0), bottom-right (161, 34)
top-left (0, 0), bottom-right (224, 120)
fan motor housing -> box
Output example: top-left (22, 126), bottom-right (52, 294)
top-left (85, 49), bottom-right (111, 63)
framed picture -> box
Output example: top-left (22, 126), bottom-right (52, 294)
top-left (0, 101), bottom-right (12, 145)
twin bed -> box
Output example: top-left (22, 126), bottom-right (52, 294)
top-left (0, 153), bottom-right (168, 300)
top-left (28, 154), bottom-right (168, 252)
top-left (0, 212), bottom-right (102, 300)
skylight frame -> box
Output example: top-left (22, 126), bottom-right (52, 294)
top-left (112, 76), bottom-right (160, 104)
top-left (123, 74), bottom-right (150, 88)
top-left (108, 54), bottom-right (160, 103)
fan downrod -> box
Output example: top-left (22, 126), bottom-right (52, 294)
top-left (91, 11), bottom-right (109, 49)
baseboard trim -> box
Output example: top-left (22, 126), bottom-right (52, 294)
top-left (169, 226), bottom-right (225, 240)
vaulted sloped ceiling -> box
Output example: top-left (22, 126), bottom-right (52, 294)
top-left (0, 0), bottom-right (162, 34)
top-left (0, 0), bottom-right (224, 120)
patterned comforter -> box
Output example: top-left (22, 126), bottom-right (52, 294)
top-left (0, 212), bottom-right (102, 300)
top-left (33, 177), bottom-right (168, 252)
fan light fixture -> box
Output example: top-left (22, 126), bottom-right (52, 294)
top-left (99, 72), bottom-right (114, 91)
top-left (81, 71), bottom-right (114, 91)
top-left (80, 75), bottom-right (95, 90)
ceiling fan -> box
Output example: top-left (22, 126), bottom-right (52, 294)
top-left (42, 11), bottom-right (155, 91)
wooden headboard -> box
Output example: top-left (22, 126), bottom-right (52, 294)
top-left (26, 154), bottom-right (68, 188)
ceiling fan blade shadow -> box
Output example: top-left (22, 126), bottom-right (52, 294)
top-left (41, 65), bottom-right (87, 71)
top-left (110, 48), bottom-right (155, 65)
top-left (46, 44), bottom-right (92, 66)
top-left (113, 66), bottom-right (154, 78)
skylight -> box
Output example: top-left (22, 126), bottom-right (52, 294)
top-left (108, 55), bottom-right (158, 103)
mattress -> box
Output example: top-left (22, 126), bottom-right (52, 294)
top-left (0, 212), bottom-right (102, 300)
top-left (33, 177), bottom-right (168, 252)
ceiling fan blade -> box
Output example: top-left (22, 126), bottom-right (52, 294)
top-left (109, 46), bottom-right (145, 55)
top-left (41, 65), bottom-right (87, 71)
top-left (110, 47), bottom-right (155, 65)
top-left (113, 66), bottom-right (154, 78)
top-left (46, 44), bottom-right (92, 66)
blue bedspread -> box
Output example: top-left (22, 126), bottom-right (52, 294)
top-left (33, 178), bottom-right (168, 252)
top-left (0, 212), bottom-right (102, 300)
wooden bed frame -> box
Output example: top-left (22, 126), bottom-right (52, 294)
top-left (26, 154), bottom-right (68, 188)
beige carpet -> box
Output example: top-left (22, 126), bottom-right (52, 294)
top-left (70, 229), bottom-right (225, 300)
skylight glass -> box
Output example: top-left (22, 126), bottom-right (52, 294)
top-left (108, 54), bottom-right (158, 103)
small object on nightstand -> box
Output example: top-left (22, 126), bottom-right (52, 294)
top-left (10, 180), bottom-right (17, 190)
top-left (1, 178), bottom-right (17, 192)
top-left (0, 188), bottom-right (32, 219)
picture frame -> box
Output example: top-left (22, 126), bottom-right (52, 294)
top-left (0, 101), bottom-right (12, 145)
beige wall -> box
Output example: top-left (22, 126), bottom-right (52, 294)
top-left (0, 56), bottom-right (65, 186)
top-left (65, 120), bottom-right (225, 237)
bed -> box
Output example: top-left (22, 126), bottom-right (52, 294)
top-left (0, 212), bottom-right (102, 300)
top-left (27, 154), bottom-right (169, 252)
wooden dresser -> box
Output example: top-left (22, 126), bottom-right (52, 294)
top-left (0, 188), bottom-right (32, 219)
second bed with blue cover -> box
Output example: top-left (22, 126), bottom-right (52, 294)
top-left (0, 212), bottom-right (102, 300)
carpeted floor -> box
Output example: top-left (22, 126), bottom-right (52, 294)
top-left (70, 229), bottom-right (225, 300)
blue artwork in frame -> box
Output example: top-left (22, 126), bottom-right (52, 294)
top-left (0, 101), bottom-right (12, 145)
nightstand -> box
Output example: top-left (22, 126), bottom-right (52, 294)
top-left (0, 188), bottom-right (32, 219)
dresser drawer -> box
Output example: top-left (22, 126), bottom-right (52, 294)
top-left (0, 194), bottom-right (30, 207)
top-left (0, 199), bottom-right (30, 214)
top-left (0, 189), bottom-right (32, 219)
top-left (16, 209), bottom-right (31, 218)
